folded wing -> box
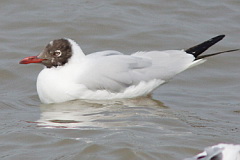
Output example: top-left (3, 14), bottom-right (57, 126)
top-left (76, 50), bottom-right (199, 92)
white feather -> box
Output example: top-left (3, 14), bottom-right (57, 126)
top-left (37, 39), bottom-right (205, 104)
top-left (184, 144), bottom-right (240, 160)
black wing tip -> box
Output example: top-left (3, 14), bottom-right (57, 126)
top-left (185, 34), bottom-right (226, 58)
top-left (217, 34), bottom-right (225, 38)
top-left (214, 34), bottom-right (225, 41)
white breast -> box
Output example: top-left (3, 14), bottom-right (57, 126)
top-left (37, 67), bottom-right (165, 104)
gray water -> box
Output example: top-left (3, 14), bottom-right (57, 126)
top-left (0, 0), bottom-right (240, 160)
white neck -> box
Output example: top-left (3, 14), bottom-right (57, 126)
top-left (66, 38), bottom-right (85, 64)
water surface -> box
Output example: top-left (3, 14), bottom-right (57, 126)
top-left (0, 0), bottom-right (240, 159)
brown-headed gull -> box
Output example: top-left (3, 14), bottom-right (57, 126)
top-left (20, 35), bottom-right (239, 104)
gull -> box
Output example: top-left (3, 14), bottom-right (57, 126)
top-left (20, 35), bottom-right (239, 104)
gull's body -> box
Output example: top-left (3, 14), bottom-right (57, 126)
top-left (37, 48), bottom-right (202, 103)
top-left (20, 35), bottom-right (238, 104)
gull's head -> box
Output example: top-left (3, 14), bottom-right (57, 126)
top-left (20, 38), bottom-right (83, 68)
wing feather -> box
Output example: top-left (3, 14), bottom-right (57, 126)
top-left (76, 50), bottom-right (198, 92)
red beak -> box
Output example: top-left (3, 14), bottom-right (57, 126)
top-left (19, 56), bottom-right (46, 64)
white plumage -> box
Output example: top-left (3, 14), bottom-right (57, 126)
top-left (36, 39), bottom-right (204, 104)
top-left (185, 144), bottom-right (240, 160)
top-left (20, 35), bottom-right (235, 104)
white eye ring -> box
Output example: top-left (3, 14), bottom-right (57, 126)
top-left (54, 50), bottom-right (62, 57)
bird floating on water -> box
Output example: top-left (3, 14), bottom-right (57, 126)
top-left (20, 35), bottom-right (239, 104)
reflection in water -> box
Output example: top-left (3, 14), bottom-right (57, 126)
top-left (37, 97), bottom-right (172, 129)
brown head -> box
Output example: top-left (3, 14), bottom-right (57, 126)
top-left (20, 39), bottom-right (72, 68)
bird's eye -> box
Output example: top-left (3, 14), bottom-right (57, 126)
top-left (53, 50), bottom-right (62, 57)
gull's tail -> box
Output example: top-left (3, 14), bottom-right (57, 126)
top-left (185, 35), bottom-right (239, 59)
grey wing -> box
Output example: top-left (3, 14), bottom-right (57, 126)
top-left (77, 50), bottom-right (199, 92)
top-left (78, 51), bottom-right (154, 92)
